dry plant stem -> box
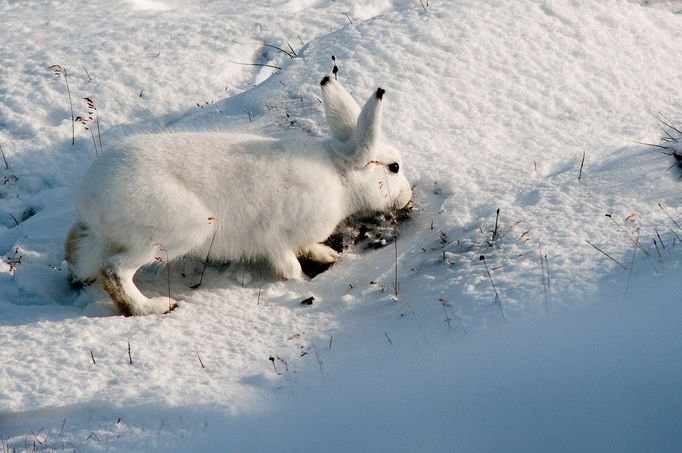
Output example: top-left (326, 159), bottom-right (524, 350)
top-left (370, 162), bottom-right (399, 298)
top-left (89, 128), bottom-right (99, 157)
top-left (491, 208), bottom-right (500, 242)
top-left (605, 214), bottom-right (651, 257)
top-left (163, 252), bottom-right (171, 309)
top-left (658, 203), bottom-right (682, 232)
top-left (232, 40), bottom-right (297, 59)
top-left (624, 240), bottom-right (639, 299)
top-left (49, 65), bottom-right (76, 145)
top-left (285, 41), bottom-right (298, 58)
top-left (586, 240), bottom-right (627, 270)
top-left (311, 344), bottom-right (325, 383)
top-left (443, 305), bottom-right (452, 329)
top-left (196, 349), bottom-right (205, 369)
top-left (63, 68), bottom-right (75, 145)
top-left (539, 244), bottom-right (549, 312)
top-left (389, 204), bottom-right (399, 297)
top-left (127, 342), bottom-right (133, 365)
top-left (655, 228), bottom-right (667, 251)
top-left (544, 253), bottom-right (551, 289)
top-left (384, 331), bottom-right (393, 345)
top-left (96, 116), bottom-right (102, 152)
top-left (227, 59), bottom-right (281, 70)
top-left (480, 255), bottom-right (506, 322)
top-left (191, 230), bottom-right (217, 289)
top-left (0, 144), bottom-right (8, 169)
top-left (153, 243), bottom-right (172, 310)
top-left (578, 151), bottom-right (586, 181)
top-left (90, 350), bottom-right (96, 365)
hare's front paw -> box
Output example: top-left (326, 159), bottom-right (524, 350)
top-left (273, 250), bottom-right (304, 280)
top-left (299, 243), bottom-right (339, 264)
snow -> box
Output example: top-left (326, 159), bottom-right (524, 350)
top-left (1, 0), bottom-right (682, 451)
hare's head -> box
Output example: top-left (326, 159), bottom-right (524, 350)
top-left (320, 76), bottom-right (412, 215)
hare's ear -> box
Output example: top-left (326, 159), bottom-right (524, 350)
top-left (320, 76), bottom-right (361, 143)
top-left (352, 88), bottom-right (385, 163)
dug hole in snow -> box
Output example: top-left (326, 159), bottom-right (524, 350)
top-left (1, 0), bottom-right (682, 451)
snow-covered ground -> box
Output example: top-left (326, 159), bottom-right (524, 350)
top-left (1, 0), bottom-right (682, 451)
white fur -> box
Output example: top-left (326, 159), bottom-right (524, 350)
top-left (66, 77), bottom-right (412, 316)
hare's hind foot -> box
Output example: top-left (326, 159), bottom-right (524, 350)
top-left (100, 266), bottom-right (177, 316)
top-left (298, 243), bottom-right (339, 264)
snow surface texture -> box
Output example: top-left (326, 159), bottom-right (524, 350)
top-left (1, 0), bottom-right (682, 451)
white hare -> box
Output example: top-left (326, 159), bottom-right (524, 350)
top-left (65, 76), bottom-right (412, 316)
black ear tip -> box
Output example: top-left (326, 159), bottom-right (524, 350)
top-left (320, 76), bottom-right (331, 86)
top-left (376, 88), bottom-right (385, 100)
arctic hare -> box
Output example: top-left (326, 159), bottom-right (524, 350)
top-left (65, 76), bottom-right (412, 316)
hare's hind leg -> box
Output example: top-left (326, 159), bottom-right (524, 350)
top-left (100, 251), bottom-right (177, 316)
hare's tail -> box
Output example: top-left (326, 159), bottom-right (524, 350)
top-left (65, 222), bottom-right (102, 287)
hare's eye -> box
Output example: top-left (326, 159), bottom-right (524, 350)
top-left (388, 162), bottom-right (400, 173)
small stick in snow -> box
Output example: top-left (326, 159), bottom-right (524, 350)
top-left (128, 342), bottom-right (133, 365)
top-left (196, 349), bottom-right (205, 369)
top-left (578, 151), bottom-right (586, 182)
top-left (90, 350), bottom-right (96, 365)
